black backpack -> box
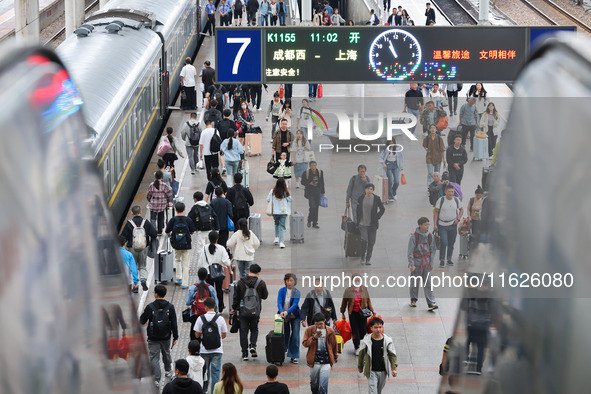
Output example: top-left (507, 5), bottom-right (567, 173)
top-left (234, 0), bottom-right (242, 11)
top-left (210, 130), bottom-right (222, 153)
top-left (233, 187), bottom-right (248, 210)
top-left (149, 303), bottom-right (172, 339)
top-left (200, 314), bottom-right (222, 350)
top-left (233, 84), bottom-right (246, 103)
top-left (188, 121), bottom-right (201, 146)
top-left (170, 218), bottom-right (191, 250)
top-left (212, 85), bottom-right (224, 107)
top-left (195, 205), bottom-right (215, 231)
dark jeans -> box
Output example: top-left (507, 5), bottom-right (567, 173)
top-left (284, 83), bottom-right (293, 100)
top-left (349, 311), bottom-right (368, 350)
top-left (447, 90), bottom-right (459, 113)
top-left (239, 315), bottom-right (260, 354)
top-left (150, 210), bottom-right (165, 234)
top-left (207, 276), bottom-right (225, 312)
top-left (359, 225), bottom-right (377, 261)
top-left (207, 14), bottom-right (215, 35)
top-left (471, 220), bottom-right (481, 249)
top-left (461, 124), bottom-right (476, 150)
top-left (487, 126), bottom-right (497, 157)
top-left (467, 328), bottom-right (488, 373)
top-left (220, 14), bottom-right (230, 26)
top-left (271, 114), bottom-right (280, 135)
top-left (247, 12), bottom-right (257, 25)
top-left (448, 165), bottom-right (464, 185)
top-left (250, 85), bottom-right (262, 109)
top-left (438, 224), bottom-right (458, 261)
top-left (183, 85), bottom-right (196, 110)
top-left (308, 84), bottom-right (318, 98)
top-left (218, 229), bottom-right (229, 247)
top-left (204, 154), bottom-right (219, 181)
top-left (307, 193), bottom-right (320, 225)
top-left (270, 14), bottom-right (278, 25)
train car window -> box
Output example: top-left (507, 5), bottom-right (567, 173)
top-left (103, 157), bottom-right (110, 195)
top-left (122, 123), bottom-right (129, 164)
top-left (118, 133), bottom-right (124, 177)
top-left (137, 95), bottom-right (144, 130)
top-left (109, 150), bottom-right (115, 194)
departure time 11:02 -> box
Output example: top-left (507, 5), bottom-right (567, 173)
top-left (310, 33), bottom-right (338, 42)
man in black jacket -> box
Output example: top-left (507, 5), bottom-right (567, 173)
top-left (446, 135), bottom-right (468, 185)
top-left (300, 284), bottom-right (337, 327)
top-left (425, 2), bottom-right (436, 25)
top-left (301, 161), bottom-right (325, 229)
top-left (121, 205), bottom-right (158, 291)
top-left (246, 0), bottom-right (259, 25)
top-left (232, 264), bottom-right (269, 361)
top-left (217, 109), bottom-right (238, 140)
top-left (227, 173), bottom-right (254, 223)
top-left (162, 359), bottom-right (203, 394)
top-left (139, 285), bottom-right (179, 387)
top-left (356, 183), bottom-right (386, 265)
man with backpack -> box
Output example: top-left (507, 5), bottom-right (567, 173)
top-left (181, 112), bottom-right (201, 175)
top-left (249, 83), bottom-right (268, 111)
top-left (194, 297), bottom-right (228, 394)
top-left (206, 82), bottom-right (227, 113)
top-left (227, 173), bottom-right (254, 223)
top-left (121, 205), bottom-right (158, 291)
top-left (119, 236), bottom-right (140, 293)
top-left (204, 100), bottom-right (223, 126)
top-left (139, 284), bottom-right (179, 388)
top-left (217, 109), bottom-right (238, 141)
top-left (199, 119), bottom-right (222, 181)
top-left (407, 217), bottom-right (438, 310)
top-left (231, 84), bottom-right (248, 116)
top-left (188, 191), bottom-right (219, 253)
top-left (165, 202), bottom-right (197, 289)
top-left (232, 263), bottom-right (269, 361)
top-left (186, 268), bottom-right (219, 340)
top-left (434, 184), bottom-right (464, 268)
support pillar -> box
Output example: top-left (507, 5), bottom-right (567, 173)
top-left (301, 0), bottom-right (311, 25)
top-left (15, 0), bottom-right (40, 43)
top-left (479, 0), bottom-right (490, 25)
top-left (65, 0), bottom-right (85, 38)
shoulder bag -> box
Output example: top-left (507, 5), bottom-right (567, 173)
top-left (204, 247), bottom-right (226, 280)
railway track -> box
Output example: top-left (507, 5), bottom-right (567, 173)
top-left (44, 0), bottom-right (99, 47)
top-left (431, 0), bottom-right (479, 25)
top-left (519, 0), bottom-right (591, 32)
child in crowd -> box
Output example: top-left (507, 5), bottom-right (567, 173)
top-left (186, 340), bottom-right (206, 389)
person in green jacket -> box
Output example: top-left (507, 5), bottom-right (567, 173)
top-left (357, 317), bottom-right (397, 394)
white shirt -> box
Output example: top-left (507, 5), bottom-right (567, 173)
top-left (199, 127), bottom-right (217, 156)
top-left (193, 311), bottom-right (228, 354)
top-left (180, 64), bottom-right (197, 87)
top-left (436, 196), bottom-right (459, 226)
top-left (198, 244), bottom-right (231, 271)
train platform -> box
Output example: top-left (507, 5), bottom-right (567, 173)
top-left (124, 22), bottom-right (512, 393)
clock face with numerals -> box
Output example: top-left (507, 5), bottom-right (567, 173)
top-left (368, 29), bottom-right (422, 81)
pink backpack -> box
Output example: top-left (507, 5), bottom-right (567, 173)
top-left (157, 137), bottom-right (171, 157)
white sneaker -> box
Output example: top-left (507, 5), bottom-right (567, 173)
top-left (279, 242), bottom-right (286, 248)
top-left (393, 196), bottom-right (398, 201)
top-left (274, 237), bottom-right (279, 244)
top-left (354, 348), bottom-right (360, 356)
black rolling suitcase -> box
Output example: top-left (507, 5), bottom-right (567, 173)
top-left (482, 166), bottom-right (493, 192)
top-left (265, 331), bottom-right (285, 365)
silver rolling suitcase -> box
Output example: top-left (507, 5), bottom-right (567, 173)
top-left (239, 160), bottom-right (250, 188)
top-left (155, 236), bottom-right (174, 283)
top-left (249, 213), bottom-right (262, 243)
top-left (459, 234), bottom-right (470, 260)
top-left (290, 212), bottom-right (305, 243)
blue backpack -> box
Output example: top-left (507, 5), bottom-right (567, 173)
top-left (170, 219), bottom-right (190, 250)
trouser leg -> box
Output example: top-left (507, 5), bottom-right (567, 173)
top-left (248, 316), bottom-right (259, 349)
top-left (160, 338), bottom-right (172, 374)
top-left (421, 266), bottom-right (436, 304)
top-left (132, 249), bottom-right (148, 282)
top-left (366, 227), bottom-right (377, 261)
top-left (147, 340), bottom-right (162, 381)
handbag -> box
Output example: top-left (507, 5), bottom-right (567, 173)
top-left (441, 96), bottom-right (449, 107)
top-left (266, 158), bottom-right (277, 175)
top-left (227, 216), bottom-right (235, 231)
top-left (433, 230), bottom-right (441, 249)
top-left (360, 308), bottom-right (373, 318)
top-left (229, 313), bottom-right (240, 333)
top-left (305, 150), bottom-right (316, 162)
top-left (204, 247), bottom-right (226, 280)
top-left (320, 195), bottom-right (328, 208)
top-left (401, 173), bottom-right (407, 185)
top-left (341, 207), bottom-right (352, 232)
top-left (182, 307), bottom-right (191, 323)
top-left (266, 197), bottom-right (274, 216)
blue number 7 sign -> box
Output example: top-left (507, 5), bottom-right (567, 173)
top-left (216, 29), bottom-right (262, 83)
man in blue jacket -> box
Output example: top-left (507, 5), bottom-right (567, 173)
top-left (277, 273), bottom-right (301, 364)
top-left (119, 236), bottom-right (139, 293)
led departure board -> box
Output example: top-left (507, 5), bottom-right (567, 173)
top-left (215, 26), bottom-right (575, 83)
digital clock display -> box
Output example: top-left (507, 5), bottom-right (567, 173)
top-left (216, 26), bottom-right (573, 83)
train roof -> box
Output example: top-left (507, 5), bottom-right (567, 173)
top-left (56, 0), bottom-right (192, 153)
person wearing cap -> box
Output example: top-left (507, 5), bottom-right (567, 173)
top-left (425, 2), bottom-right (435, 25)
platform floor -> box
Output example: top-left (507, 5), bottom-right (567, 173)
top-left (126, 23), bottom-right (511, 392)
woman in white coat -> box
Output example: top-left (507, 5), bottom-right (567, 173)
top-left (227, 218), bottom-right (260, 279)
top-left (198, 231), bottom-right (232, 313)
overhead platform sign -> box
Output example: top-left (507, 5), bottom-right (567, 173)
top-left (216, 26), bottom-right (575, 83)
